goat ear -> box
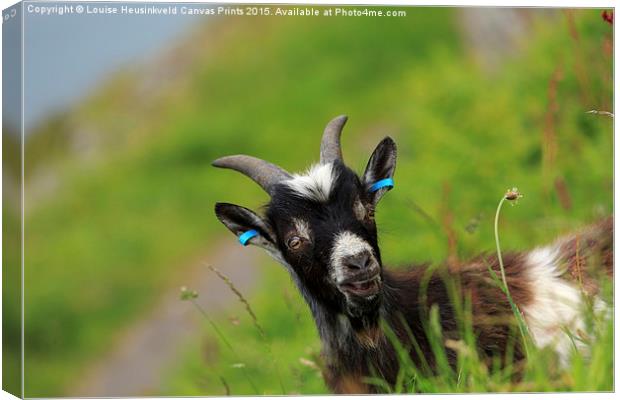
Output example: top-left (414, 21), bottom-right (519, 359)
top-left (362, 137), bottom-right (397, 204)
top-left (214, 203), bottom-right (277, 251)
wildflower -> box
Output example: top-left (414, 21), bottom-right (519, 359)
top-left (504, 187), bottom-right (523, 203)
top-left (180, 286), bottom-right (199, 301)
top-left (602, 10), bottom-right (613, 25)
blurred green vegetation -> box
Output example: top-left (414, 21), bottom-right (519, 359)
top-left (161, 265), bottom-right (329, 395)
top-left (2, 126), bottom-right (21, 396)
top-left (10, 7), bottom-right (612, 396)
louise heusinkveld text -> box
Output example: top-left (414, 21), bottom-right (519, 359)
top-left (25, 4), bottom-right (407, 17)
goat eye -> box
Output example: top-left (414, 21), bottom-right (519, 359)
top-left (287, 236), bottom-right (302, 250)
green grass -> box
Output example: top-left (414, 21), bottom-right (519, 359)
top-left (161, 263), bottom-right (328, 395)
top-left (11, 7), bottom-right (612, 396)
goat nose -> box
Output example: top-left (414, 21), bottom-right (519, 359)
top-left (344, 252), bottom-right (372, 270)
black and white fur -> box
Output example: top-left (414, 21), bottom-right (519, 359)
top-left (213, 115), bottom-right (612, 393)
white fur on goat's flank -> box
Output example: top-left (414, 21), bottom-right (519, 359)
top-left (285, 163), bottom-right (338, 202)
top-left (522, 244), bottom-right (608, 366)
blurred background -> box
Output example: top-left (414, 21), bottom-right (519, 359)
top-left (2, 5), bottom-right (613, 396)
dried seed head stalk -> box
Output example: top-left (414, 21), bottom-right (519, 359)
top-left (505, 187), bottom-right (523, 202)
top-left (206, 264), bottom-right (266, 338)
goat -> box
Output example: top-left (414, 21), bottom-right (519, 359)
top-left (212, 115), bottom-right (613, 393)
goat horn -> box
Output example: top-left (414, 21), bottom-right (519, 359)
top-left (212, 155), bottom-right (292, 196)
top-left (320, 115), bottom-right (348, 164)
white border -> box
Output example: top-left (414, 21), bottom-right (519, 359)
top-left (0, 1), bottom-right (616, 400)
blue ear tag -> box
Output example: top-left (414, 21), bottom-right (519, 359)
top-left (369, 177), bottom-right (394, 193)
top-left (238, 229), bottom-right (259, 246)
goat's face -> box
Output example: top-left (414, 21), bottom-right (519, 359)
top-left (213, 116), bottom-right (396, 317)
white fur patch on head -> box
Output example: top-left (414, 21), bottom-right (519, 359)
top-left (522, 245), bottom-right (608, 367)
top-left (329, 231), bottom-right (375, 283)
top-left (284, 163), bottom-right (337, 202)
top-left (293, 218), bottom-right (312, 240)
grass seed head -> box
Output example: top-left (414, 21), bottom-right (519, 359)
top-left (504, 187), bottom-right (523, 203)
top-left (180, 286), bottom-right (199, 300)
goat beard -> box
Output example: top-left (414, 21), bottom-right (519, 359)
top-left (346, 302), bottom-right (384, 349)
top-left (344, 291), bottom-right (382, 319)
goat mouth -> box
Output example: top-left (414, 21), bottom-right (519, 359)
top-left (339, 276), bottom-right (381, 297)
